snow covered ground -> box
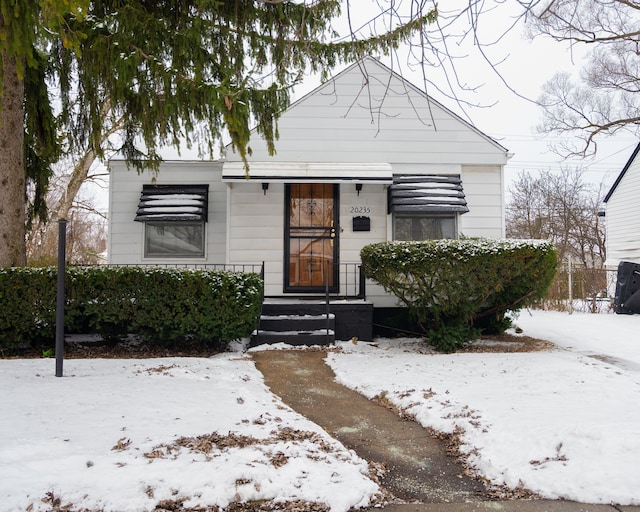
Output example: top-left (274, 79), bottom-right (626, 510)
top-left (1, 309), bottom-right (639, 510)
top-left (328, 309), bottom-right (640, 506)
top-left (0, 355), bottom-right (378, 512)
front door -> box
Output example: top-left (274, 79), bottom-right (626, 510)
top-left (285, 183), bottom-right (339, 293)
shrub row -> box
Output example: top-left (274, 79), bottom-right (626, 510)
top-left (0, 266), bottom-right (263, 352)
top-left (361, 238), bottom-right (557, 352)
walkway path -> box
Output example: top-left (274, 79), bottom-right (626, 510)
top-left (251, 349), bottom-right (638, 512)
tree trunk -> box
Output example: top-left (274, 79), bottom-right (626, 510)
top-left (33, 149), bottom-right (98, 262)
top-left (0, 50), bottom-right (26, 267)
top-left (44, 102), bottom-right (118, 229)
top-left (51, 148), bottom-right (98, 223)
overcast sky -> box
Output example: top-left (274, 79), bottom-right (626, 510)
top-left (353, 1), bottom-right (637, 195)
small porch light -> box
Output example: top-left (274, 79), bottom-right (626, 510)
top-left (262, 182), bottom-right (269, 195)
top-left (355, 183), bottom-right (363, 196)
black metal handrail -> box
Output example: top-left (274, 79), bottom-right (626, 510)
top-left (325, 261), bottom-right (331, 343)
top-left (337, 262), bottom-right (366, 299)
top-left (255, 261), bottom-right (265, 338)
top-left (85, 262), bottom-right (363, 297)
top-left (91, 263), bottom-right (264, 273)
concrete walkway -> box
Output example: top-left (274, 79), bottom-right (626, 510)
top-left (251, 349), bottom-right (638, 512)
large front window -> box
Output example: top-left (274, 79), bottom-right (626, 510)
top-left (144, 222), bottom-right (205, 258)
top-left (394, 215), bottom-right (456, 240)
top-left (387, 174), bottom-right (468, 240)
top-left (135, 184), bottom-right (209, 259)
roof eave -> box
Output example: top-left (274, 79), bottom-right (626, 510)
top-left (604, 142), bottom-right (640, 203)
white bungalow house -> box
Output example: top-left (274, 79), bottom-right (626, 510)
top-left (603, 142), bottom-right (640, 313)
top-left (108, 57), bottom-right (511, 342)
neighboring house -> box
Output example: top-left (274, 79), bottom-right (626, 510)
top-left (603, 143), bottom-right (640, 314)
top-left (108, 57), bottom-right (510, 341)
top-left (603, 142), bottom-right (640, 267)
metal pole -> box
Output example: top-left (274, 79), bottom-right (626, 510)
top-left (55, 219), bottom-right (67, 377)
top-left (567, 256), bottom-right (573, 315)
top-left (358, 264), bottom-right (366, 299)
top-left (326, 261), bottom-right (330, 343)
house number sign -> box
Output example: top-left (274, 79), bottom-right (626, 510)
top-left (349, 206), bottom-right (372, 214)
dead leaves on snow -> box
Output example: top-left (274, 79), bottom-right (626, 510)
top-left (135, 363), bottom-right (179, 376)
top-left (530, 442), bottom-right (569, 466)
top-left (225, 500), bottom-right (330, 512)
top-left (372, 387), bottom-right (542, 501)
top-left (142, 427), bottom-right (336, 465)
top-left (111, 436), bottom-right (132, 451)
top-left (461, 334), bottom-right (555, 353)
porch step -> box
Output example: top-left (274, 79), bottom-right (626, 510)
top-left (251, 313), bottom-right (335, 347)
top-left (250, 298), bottom-right (373, 345)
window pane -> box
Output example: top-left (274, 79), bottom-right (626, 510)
top-left (145, 222), bottom-right (205, 257)
top-left (289, 183), bottom-right (334, 228)
top-left (394, 217), bottom-right (415, 241)
top-left (288, 237), bottom-right (334, 287)
top-left (439, 217), bottom-right (456, 239)
top-left (394, 216), bottom-right (456, 240)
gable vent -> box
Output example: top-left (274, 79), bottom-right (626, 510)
top-left (134, 184), bottom-right (209, 222)
top-left (388, 175), bottom-right (469, 214)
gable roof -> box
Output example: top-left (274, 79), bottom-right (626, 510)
top-left (225, 56), bottom-right (510, 165)
top-left (285, 56), bottom-right (509, 154)
top-left (604, 142), bottom-right (640, 203)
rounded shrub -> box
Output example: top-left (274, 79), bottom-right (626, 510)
top-left (361, 238), bottom-right (557, 352)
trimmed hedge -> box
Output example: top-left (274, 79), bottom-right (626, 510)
top-left (0, 266), bottom-right (263, 352)
top-left (0, 267), bottom-right (58, 350)
top-left (361, 238), bottom-right (557, 352)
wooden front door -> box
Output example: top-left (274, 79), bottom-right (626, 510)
top-left (285, 183), bottom-right (339, 292)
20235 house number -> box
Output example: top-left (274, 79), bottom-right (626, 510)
top-left (350, 206), bottom-right (372, 214)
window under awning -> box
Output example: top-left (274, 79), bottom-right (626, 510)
top-left (134, 184), bottom-right (209, 222)
top-left (387, 175), bottom-right (469, 214)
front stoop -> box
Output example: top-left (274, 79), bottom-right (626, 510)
top-left (252, 314), bottom-right (335, 346)
top-left (250, 298), bottom-right (373, 347)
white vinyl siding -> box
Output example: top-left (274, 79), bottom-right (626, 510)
top-left (605, 156), bottom-right (640, 266)
top-left (339, 183), bottom-right (388, 300)
top-left (108, 161), bottom-right (226, 265)
top-left (227, 59), bottom-right (509, 167)
top-left (459, 166), bottom-right (505, 238)
top-left (227, 181), bottom-right (284, 296)
top-left (338, 183), bottom-right (387, 260)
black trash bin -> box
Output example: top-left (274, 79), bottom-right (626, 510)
top-left (614, 261), bottom-right (640, 314)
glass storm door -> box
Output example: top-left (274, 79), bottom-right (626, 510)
top-left (285, 183), bottom-right (339, 292)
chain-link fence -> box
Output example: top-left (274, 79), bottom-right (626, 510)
top-left (538, 260), bottom-right (617, 314)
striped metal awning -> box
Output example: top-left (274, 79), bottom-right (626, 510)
top-left (387, 175), bottom-right (469, 214)
top-left (134, 184), bottom-right (209, 222)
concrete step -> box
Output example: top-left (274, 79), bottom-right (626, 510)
top-left (251, 313), bottom-right (336, 347)
top-left (259, 298), bottom-right (373, 342)
top-left (251, 329), bottom-right (335, 347)
top-left (258, 314), bottom-right (335, 332)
